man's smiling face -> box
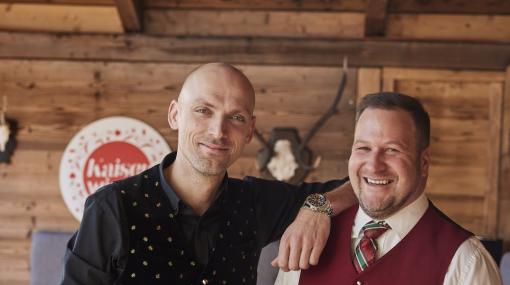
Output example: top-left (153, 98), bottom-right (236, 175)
top-left (348, 107), bottom-right (429, 219)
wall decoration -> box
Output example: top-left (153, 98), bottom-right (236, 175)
top-left (0, 96), bottom-right (17, 164)
top-left (59, 116), bottom-right (171, 221)
top-left (255, 59), bottom-right (348, 184)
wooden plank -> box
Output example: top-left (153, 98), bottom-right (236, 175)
top-left (484, 82), bottom-right (503, 237)
top-left (0, 3), bottom-right (123, 34)
top-left (388, 0), bottom-right (510, 15)
top-left (1, 32), bottom-right (510, 70)
top-left (499, 66), bottom-right (510, 250)
top-left (144, 0), bottom-right (510, 15)
top-left (364, 0), bottom-right (388, 37)
top-left (387, 14), bottom-right (510, 41)
top-left (383, 68), bottom-right (506, 82)
top-left (114, 0), bottom-right (142, 32)
top-left (144, 0), bottom-right (367, 11)
top-left (357, 68), bottom-right (381, 104)
top-left (144, 10), bottom-right (365, 39)
top-left (0, 0), bottom-right (113, 5)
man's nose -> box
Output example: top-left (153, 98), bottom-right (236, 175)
top-left (366, 151), bottom-right (387, 173)
top-left (208, 117), bottom-right (227, 139)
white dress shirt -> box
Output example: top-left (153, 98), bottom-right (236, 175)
top-left (275, 194), bottom-right (502, 285)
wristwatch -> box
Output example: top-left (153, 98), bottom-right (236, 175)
top-left (302, 193), bottom-right (333, 217)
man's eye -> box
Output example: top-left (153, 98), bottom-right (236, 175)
top-left (196, 108), bottom-right (209, 114)
top-left (386, 148), bottom-right (399, 153)
top-left (356, 146), bottom-right (370, 152)
top-left (232, 114), bottom-right (246, 122)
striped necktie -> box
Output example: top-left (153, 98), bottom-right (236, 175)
top-left (353, 220), bottom-right (391, 273)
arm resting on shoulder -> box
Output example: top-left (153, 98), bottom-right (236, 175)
top-left (271, 181), bottom-right (356, 271)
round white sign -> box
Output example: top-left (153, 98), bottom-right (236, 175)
top-left (59, 116), bottom-right (171, 221)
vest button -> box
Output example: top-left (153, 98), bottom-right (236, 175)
top-left (202, 278), bottom-right (209, 284)
top-left (356, 281), bottom-right (362, 285)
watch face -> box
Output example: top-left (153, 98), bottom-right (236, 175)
top-left (309, 193), bottom-right (326, 207)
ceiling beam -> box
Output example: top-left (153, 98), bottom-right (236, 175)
top-left (0, 32), bottom-right (509, 70)
top-left (114, 0), bottom-right (143, 32)
top-left (365, 0), bottom-right (389, 37)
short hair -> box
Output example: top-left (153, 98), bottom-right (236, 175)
top-left (357, 92), bottom-right (430, 151)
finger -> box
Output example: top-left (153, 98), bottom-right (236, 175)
top-left (299, 240), bottom-right (313, 270)
top-left (309, 236), bottom-right (327, 266)
top-left (287, 239), bottom-right (302, 271)
top-left (275, 240), bottom-right (290, 271)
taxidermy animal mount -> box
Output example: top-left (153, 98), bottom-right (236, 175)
top-left (255, 58), bottom-right (349, 184)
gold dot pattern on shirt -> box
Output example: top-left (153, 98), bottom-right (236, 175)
top-left (130, 249), bottom-right (135, 254)
top-left (132, 201), bottom-right (137, 207)
top-left (130, 273), bottom-right (136, 278)
top-left (155, 181), bottom-right (159, 187)
top-left (167, 236), bottom-right (173, 242)
top-left (130, 225), bottom-right (136, 230)
top-left (169, 213), bottom-right (174, 218)
top-left (179, 274), bottom-right (183, 279)
top-left (144, 175), bottom-right (148, 179)
top-left (121, 190), bottom-right (126, 194)
top-left (156, 202), bottom-right (161, 207)
top-left (144, 213), bottom-right (150, 218)
top-left (148, 245), bottom-right (154, 251)
top-left (168, 261), bottom-right (173, 267)
top-left (144, 193), bottom-right (149, 198)
top-left (142, 261), bottom-right (148, 266)
top-left (155, 273), bottom-right (160, 279)
top-left (190, 261), bottom-right (196, 266)
top-left (222, 280), bottom-right (227, 284)
top-left (156, 225), bottom-right (161, 230)
top-left (143, 237), bottom-right (148, 242)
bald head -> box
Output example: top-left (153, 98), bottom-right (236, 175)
top-left (179, 63), bottom-right (255, 115)
top-left (168, 63), bottom-right (257, 177)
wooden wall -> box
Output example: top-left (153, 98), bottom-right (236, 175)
top-left (0, 0), bottom-right (510, 284)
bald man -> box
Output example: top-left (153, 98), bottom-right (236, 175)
top-left (60, 63), bottom-right (355, 285)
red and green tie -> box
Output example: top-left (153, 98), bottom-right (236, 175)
top-left (353, 220), bottom-right (391, 273)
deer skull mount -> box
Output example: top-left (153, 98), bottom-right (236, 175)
top-left (255, 58), bottom-right (349, 184)
top-left (0, 96), bottom-right (17, 164)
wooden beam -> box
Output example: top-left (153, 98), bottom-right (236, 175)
top-left (388, 0), bottom-right (510, 15)
top-left (0, 32), bottom-right (510, 70)
top-left (114, 0), bottom-right (142, 32)
top-left (0, 3), bottom-right (122, 34)
top-left (1, 0), bottom-right (510, 14)
top-left (364, 0), bottom-right (388, 37)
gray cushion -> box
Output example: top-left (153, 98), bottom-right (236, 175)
top-left (502, 252), bottom-right (510, 285)
top-left (30, 231), bottom-right (73, 285)
top-left (257, 240), bottom-right (280, 285)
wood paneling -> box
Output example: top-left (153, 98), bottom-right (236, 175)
top-left (1, 32), bottom-right (510, 70)
top-left (144, 10), bottom-right (364, 38)
top-left (499, 66), bottom-right (510, 250)
top-left (0, 3), bottom-right (123, 33)
top-left (381, 68), bottom-right (504, 237)
top-left (387, 14), bottom-right (510, 41)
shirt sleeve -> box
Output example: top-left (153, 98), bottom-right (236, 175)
top-left (443, 236), bottom-right (503, 285)
top-left (245, 176), bottom-right (348, 247)
top-left (60, 185), bottom-right (127, 285)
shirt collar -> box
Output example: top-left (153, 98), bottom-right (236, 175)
top-left (158, 152), bottom-right (228, 214)
top-left (352, 193), bottom-right (429, 239)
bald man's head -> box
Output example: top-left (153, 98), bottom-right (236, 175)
top-left (179, 63), bottom-right (255, 115)
top-left (167, 63), bottom-right (257, 176)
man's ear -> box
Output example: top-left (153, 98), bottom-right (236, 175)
top-left (168, 100), bottom-right (179, 130)
top-left (245, 116), bottom-right (256, 143)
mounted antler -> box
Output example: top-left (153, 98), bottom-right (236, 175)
top-left (254, 58), bottom-right (349, 184)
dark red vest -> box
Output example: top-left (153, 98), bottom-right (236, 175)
top-left (299, 203), bottom-right (472, 285)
